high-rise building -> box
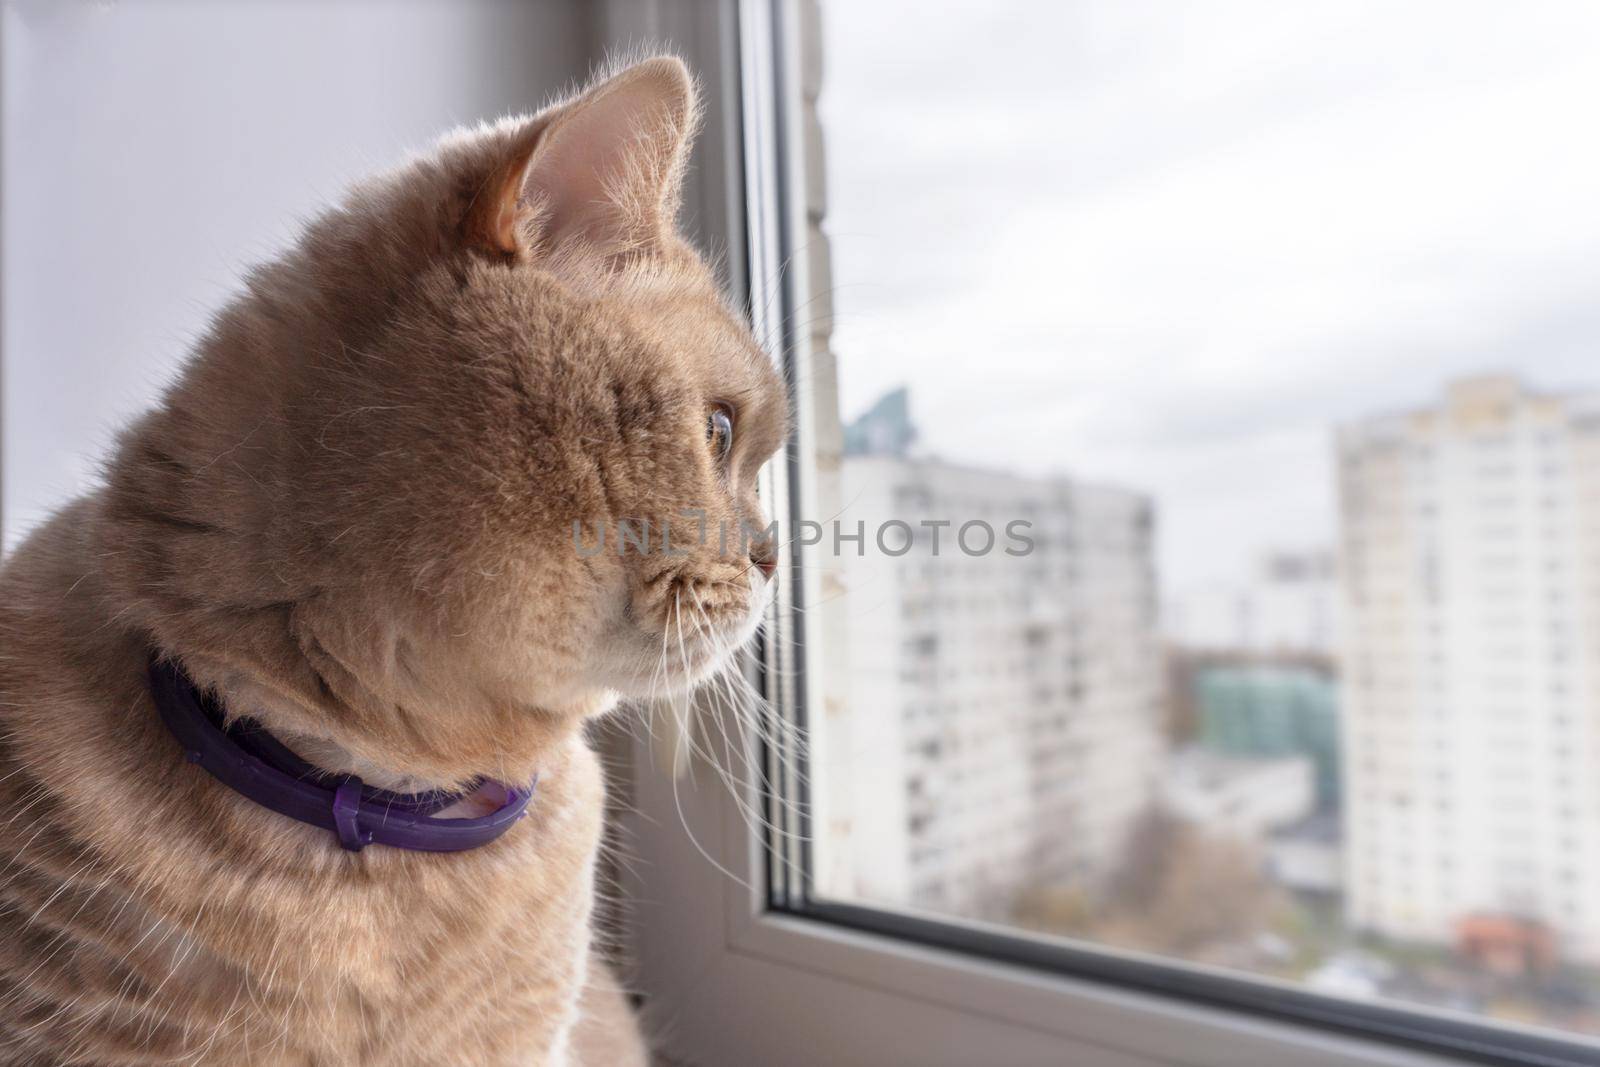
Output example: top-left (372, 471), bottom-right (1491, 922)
top-left (820, 400), bottom-right (1166, 918)
top-left (1338, 376), bottom-right (1600, 964)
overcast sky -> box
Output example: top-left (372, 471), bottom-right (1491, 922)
top-left (819, 0), bottom-right (1600, 595)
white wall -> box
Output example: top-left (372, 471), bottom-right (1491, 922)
top-left (1, 0), bottom-right (592, 551)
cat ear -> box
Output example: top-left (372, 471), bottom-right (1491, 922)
top-left (464, 57), bottom-right (698, 261)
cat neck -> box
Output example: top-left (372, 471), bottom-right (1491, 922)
top-left (148, 655), bottom-right (539, 845)
top-left (175, 650), bottom-right (614, 796)
top-left (269, 718), bottom-right (445, 795)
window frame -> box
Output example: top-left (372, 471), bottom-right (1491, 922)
top-left (613, 4), bottom-right (1600, 1065)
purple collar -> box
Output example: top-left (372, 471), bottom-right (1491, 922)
top-left (148, 656), bottom-right (533, 853)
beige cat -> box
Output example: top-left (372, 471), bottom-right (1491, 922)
top-left (0, 56), bottom-right (786, 1066)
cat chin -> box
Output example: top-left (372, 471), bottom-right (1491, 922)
top-left (603, 582), bottom-right (771, 700)
top-left (675, 590), bottom-right (771, 689)
top-left (617, 628), bottom-right (749, 698)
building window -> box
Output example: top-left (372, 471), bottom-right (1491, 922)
top-left (753, 2), bottom-right (1600, 1064)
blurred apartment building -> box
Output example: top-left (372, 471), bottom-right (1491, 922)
top-left (1339, 376), bottom-right (1600, 966)
top-left (822, 391), bottom-right (1165, 919)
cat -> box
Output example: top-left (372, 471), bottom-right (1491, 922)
top-left (0, 55), bottom-right (786, 1066)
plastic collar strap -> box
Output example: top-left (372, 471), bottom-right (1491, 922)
top-left (147, 656), bottom-right (534, 853)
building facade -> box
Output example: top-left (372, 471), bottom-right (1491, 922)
top-left (1338, 376), bottom-right (1600, 964)
top-left (823, 433), bottom-right (1166, 919)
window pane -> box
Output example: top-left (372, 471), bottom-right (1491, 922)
top-left (801, 0), bottom-right (1600, 1042)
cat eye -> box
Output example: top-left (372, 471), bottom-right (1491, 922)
top-left (706, 405), bottom-right (734, 462)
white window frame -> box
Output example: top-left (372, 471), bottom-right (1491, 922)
top-left (606, 4), bottom-right (1598, 1065)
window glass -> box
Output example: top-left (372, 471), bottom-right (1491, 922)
top-left (802, 0), bottom-right (1600, 1040)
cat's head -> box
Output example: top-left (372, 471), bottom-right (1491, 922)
top-left (108, 58), bottom-right (787, 779)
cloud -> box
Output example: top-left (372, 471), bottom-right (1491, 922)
top-left (819, 0), bottom-right (1600, 590)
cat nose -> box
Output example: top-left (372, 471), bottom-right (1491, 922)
top-left (750, 545), bottom-right (777, 580)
